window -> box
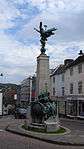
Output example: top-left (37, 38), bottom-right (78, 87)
top-left (78, 81), bottom-right (82, 94)
top-left (82, 103), bottom-right (84, 113)
top-left (70, 67), bottom-right (73, 76)
top-left (53, 77), bottom-right (55, 83)
top-left (62, 87), bottom-right (64, 96)
top-left (53, 87), bottom-right (55, 96)
top-left (62, 74), bottom-right (64, 82)
top-left (68, 100), bottom-right (77, 116)
top-left (70, 83), bottom-right (73, 94)
top-left (78, 64), bottom-right (82, 73)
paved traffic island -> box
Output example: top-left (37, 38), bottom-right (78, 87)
top-left (22, 123), bottom-right (67, 134)
top-left (5, 122), bottom-right (84, 146)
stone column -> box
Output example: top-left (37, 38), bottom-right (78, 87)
top-left (36, 53), bottom-right (50, 97)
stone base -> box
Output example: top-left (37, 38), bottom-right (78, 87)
top-left (45, 122), bottom-right (59, 132)
top-left (28, 123), bottom-right (45, 133)
top-left (44, 116), bottom-right (60, 132)
top-left (27, 116), bottom-right (60, 133)
top-left (27, 120), bottom-right (60, 133)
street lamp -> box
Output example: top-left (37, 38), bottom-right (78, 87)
top-left (0, 73), bottom-right (3, 76)
top-left (0, 73), bottom-right (3, 83)
top-left (56, 96), bottom-right (59, 121)
top-left (0, 73), bottom-right (3, 116)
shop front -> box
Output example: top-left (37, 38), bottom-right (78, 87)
top-left (58, 101), bottom-right (66, 117)
top-left (79, 100), bottom-right (84, 117)
top-left (67, 100), bottom-right (77, 117)
top-left (66, 96), bottom-right (84, 118)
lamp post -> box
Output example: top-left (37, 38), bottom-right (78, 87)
top-left (57, 100), bottom-right (59, 119)
top-left (0, 73), bottom-right (3, 116)
top-left (56, 96), bottom-right (59, 121)
top-left (29, 77), bottom-right (32, 103)
top-left (0, 73), bottom-right (3, 83)
top-left (0, 73), bottom-right (3, 76)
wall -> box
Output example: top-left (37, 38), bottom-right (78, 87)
top-left (65, 62), bottom-right (84, 96)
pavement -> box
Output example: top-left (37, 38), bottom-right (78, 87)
top-left (5, 118), bottom-right (84, 146)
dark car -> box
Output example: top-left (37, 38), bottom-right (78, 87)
top-left (14, 108), bottom-right (27, 119)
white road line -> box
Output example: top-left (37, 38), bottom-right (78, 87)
top-left (0, 129), bottom-right (4, 132)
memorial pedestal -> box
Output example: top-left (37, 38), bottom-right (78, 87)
top-left (36, 53), bottom-right (50, 97)
top-left (44, 116), bottom-right (60, 132)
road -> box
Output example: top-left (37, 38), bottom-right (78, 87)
top-left (60, 118), bottom-right (84, 135)
top-left (0, 116), bottom-right (84, 149)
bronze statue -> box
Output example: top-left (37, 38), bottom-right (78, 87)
top-left (31, 92), bottom-right (56, 124)
top-left (34, 22), bottom-right (57, 53)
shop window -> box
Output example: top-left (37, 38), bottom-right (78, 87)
top-left (70, 83), bottom-right (73, 94)
top-left (79, 101), bottom-right (84, 116)
top-left (82, 103), bottom-right (84, 112)
top-left (62, 87), bottom-right (64, 96)
top-left (78, 81), bottom-right (82, 94)
top-left (68, 100), bottom-right (77, 116)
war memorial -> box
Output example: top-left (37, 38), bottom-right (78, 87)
top-left (6, 22), bottom-right (84, 147)
top-left (26, 22), bottom-right (60, 133)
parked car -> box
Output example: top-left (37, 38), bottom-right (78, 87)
top-left (14, 108), bottom-right (27, 119)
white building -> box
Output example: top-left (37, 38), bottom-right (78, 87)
top-left (50, 51), bottom-right (84, 118)
top-left (20, 77), bottom-right (32, 105)
top-left (65, 52), bottom-right (84, 118)
top-left (50, 65), bottom-right (65, 98)
top-left (50, 64), bottom-right (66, 116)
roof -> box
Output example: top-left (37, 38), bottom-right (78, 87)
top-left (50, 54), bottom-right (84, 76)
top-left (66, 54), bottom-right (84, 69)
top-left (50, 64), bottom-right (66, 76)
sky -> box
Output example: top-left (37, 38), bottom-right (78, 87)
top-left (0, 0), bottom-right (84, 84)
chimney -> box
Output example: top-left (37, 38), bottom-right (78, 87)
top-left (64, 59), bottom-right (74, 66)
top-left (78, 50), bottom-right (84, 56)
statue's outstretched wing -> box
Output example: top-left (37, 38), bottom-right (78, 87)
top-left (34, 28), bottom-right (40, 33)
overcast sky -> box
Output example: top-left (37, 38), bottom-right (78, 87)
top-left (0, 0), bottom-right (84, 84)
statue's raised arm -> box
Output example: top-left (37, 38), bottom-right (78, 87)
top-left (34, 22), bottom-right (57, 54)
top-left (39, 22), bottom-right (43, 32)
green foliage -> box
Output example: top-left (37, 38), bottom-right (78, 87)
top-left (47, 127), bottom-right (65, 134)
top-left (22, 124), bottom-right (66, 134)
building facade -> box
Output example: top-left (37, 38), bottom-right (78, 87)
top-left (50, 64), bottom-right (66, 116)
top-left (65, 53), bottom-right (84, 118)
top-left (50, 65), bottom-right (65, 97)
top-left (0, 83), bottom-right (20, 114)
top-left (20, 77), bottom-right (32, 105)
top-left (50, 51), bottom-right (84, 118)
top-left (20, 76), bottom-right (36, 106)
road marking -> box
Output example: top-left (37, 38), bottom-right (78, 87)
top-left (0, 129), bottom-right (4, 132)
